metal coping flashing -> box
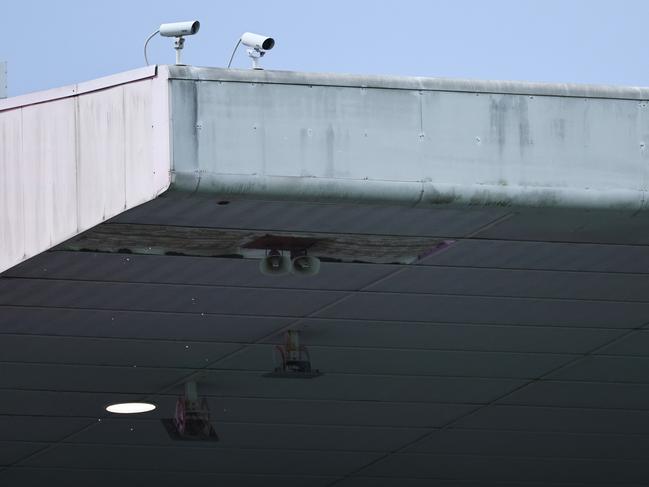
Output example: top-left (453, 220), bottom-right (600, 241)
top-left (167, 65), bottom-right (649, 101)
top-left (0, 65), bottom-right (159, 112)
top-left (3, 64), bottom-right (647, 112)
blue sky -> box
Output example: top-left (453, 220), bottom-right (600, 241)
top-left (2, 0), bottom-right (647, 96)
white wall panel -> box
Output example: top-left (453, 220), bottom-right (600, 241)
top-left (0, 109), bottom-right (24, 272)
top-left (0, 68), bottom-right (171, 273)
top-left (124, 80), bottom-right (156, 207)
top-left (77, 87), bottom-right (127, 228)
top-left (21, 99), bottom-right (77, 256)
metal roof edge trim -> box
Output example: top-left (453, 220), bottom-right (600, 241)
top-left (0, 65), bottom-right (159, 112)
top-left (171, 172), bottom-right (646, 212)
top-left (166, 65), bottom-right (649, 101)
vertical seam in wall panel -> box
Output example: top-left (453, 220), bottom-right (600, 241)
top-left (74, 96), bottom-right (81, 233)
top-left (166, 77), bottom-right (174, 182)
top-left (418, 90), bottom-right (424, 136)
top-left (19, 108), bottom-right (25, 261)
top-left (122, 86), bottom-right (127, 210)
top-left (168, 78), bottom-right (178, 184)
top-left (637, 101), bottom-right (649, 213)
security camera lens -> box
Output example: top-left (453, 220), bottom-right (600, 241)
top-left (262, 38), bottom-right (275, 50)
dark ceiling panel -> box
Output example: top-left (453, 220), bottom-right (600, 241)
top-left (0, 335), bottom-right (239, 368)
top-left (70, 417), bottom-right (427, 452)
top-left (6, 251), bottom-right (396, 291)
top-left (317, 293), bottom-right (649, 328)
top-left (451, 405), bottom-right (649, 435)
top-left (0, 443), bottom-right (46, 466)
top-left (3, 196), bottom-right (649, 485)
top-left (548, 356), bottom-right (649, 384)
top-left (0, 363), bottom-right (188, 394)
top-left (0, 417), bottom-right (91, 442)
top-left (361, 453), bottom-right (649, 483)
top-left (197, 370), bottom-right (525, 404)
top-left (422, 238), bottom-right (649, 274)
top-left (0, 390), bottom-right (475, 429)
top-left (216, 345), bottom-right (574, 379)
top-left (295, 319), bottom-right (623, 354)
top-left (596, 330), bottom-right (649, 356)
top-left (474, 209), bottom-right (649, 245)
top-left (0, 307), bottom-right (292, 342)
top-left (369, 265), bottom-right (649, 302)
top-left (339, 478), bottom-right (616, 487)
top-left (410, 428), bottom-right (649, 460)
top-left (24, 444), bottom-right (382, 476)
top-left (0, 279), bottom-right (343, 317)
top-left (0, 469), bottom-right (335, 487)
top-left (501, 381), bottom-right (649, 410)
top-left (0, 390), bottom-right (155, 418)
top-left (207, 397), bottom-right (478, 428)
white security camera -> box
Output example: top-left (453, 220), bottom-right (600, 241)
top-left (159, 21), bottom-right (200, 38)
top-left (227, 32), bottom-right (275, 70)
top-left (144, 20), bottom-right (201, 66)
top-left (240, 32), bottom-right (275, 51)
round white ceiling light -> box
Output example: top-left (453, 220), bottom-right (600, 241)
top-left (105, 402), bottom-right (156, 414)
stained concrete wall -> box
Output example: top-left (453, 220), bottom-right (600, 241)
top-left (168, 66), bottom-right (649, 210)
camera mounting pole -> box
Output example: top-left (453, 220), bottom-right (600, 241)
top-left (246, 47), bottom-right (265, 70)
top-left (174, 36), bottom-right (185, 65)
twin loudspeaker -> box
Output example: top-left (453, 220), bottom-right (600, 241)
top-left (259, 249), bottom-right (321, 276)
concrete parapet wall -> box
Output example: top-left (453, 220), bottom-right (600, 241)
top-left (169, 67), bottom-right (649, 210)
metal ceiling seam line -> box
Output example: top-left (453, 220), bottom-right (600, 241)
top-left (0, 335), bottom-right (587, 357)
top-left (8, 417), bottom-right (649, 438)
top-left (0, 304), bottom-right (637, 331)
top-left (0, 441), bottom-right (407, 456)
top-left (0, 389), bottom-right (493, 407)
top-left (21, 249), bottom-right (649, 277)
top-left (0, 358), bottom-right (578, 378)
top-left (6, 445), bottom-right (649, 465)
top-left (7, 276), bottom-right (649, 306)
top-left (39, 236), bottom-right (649, 274)
top-left (7, 400), bottom-right (649, 415)
top-left (0, 417), bottom-right (437, 432)
top-left (1, 466), bottom-right (342, 479)
top-left (8, 275), bottom-right (649, 305)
